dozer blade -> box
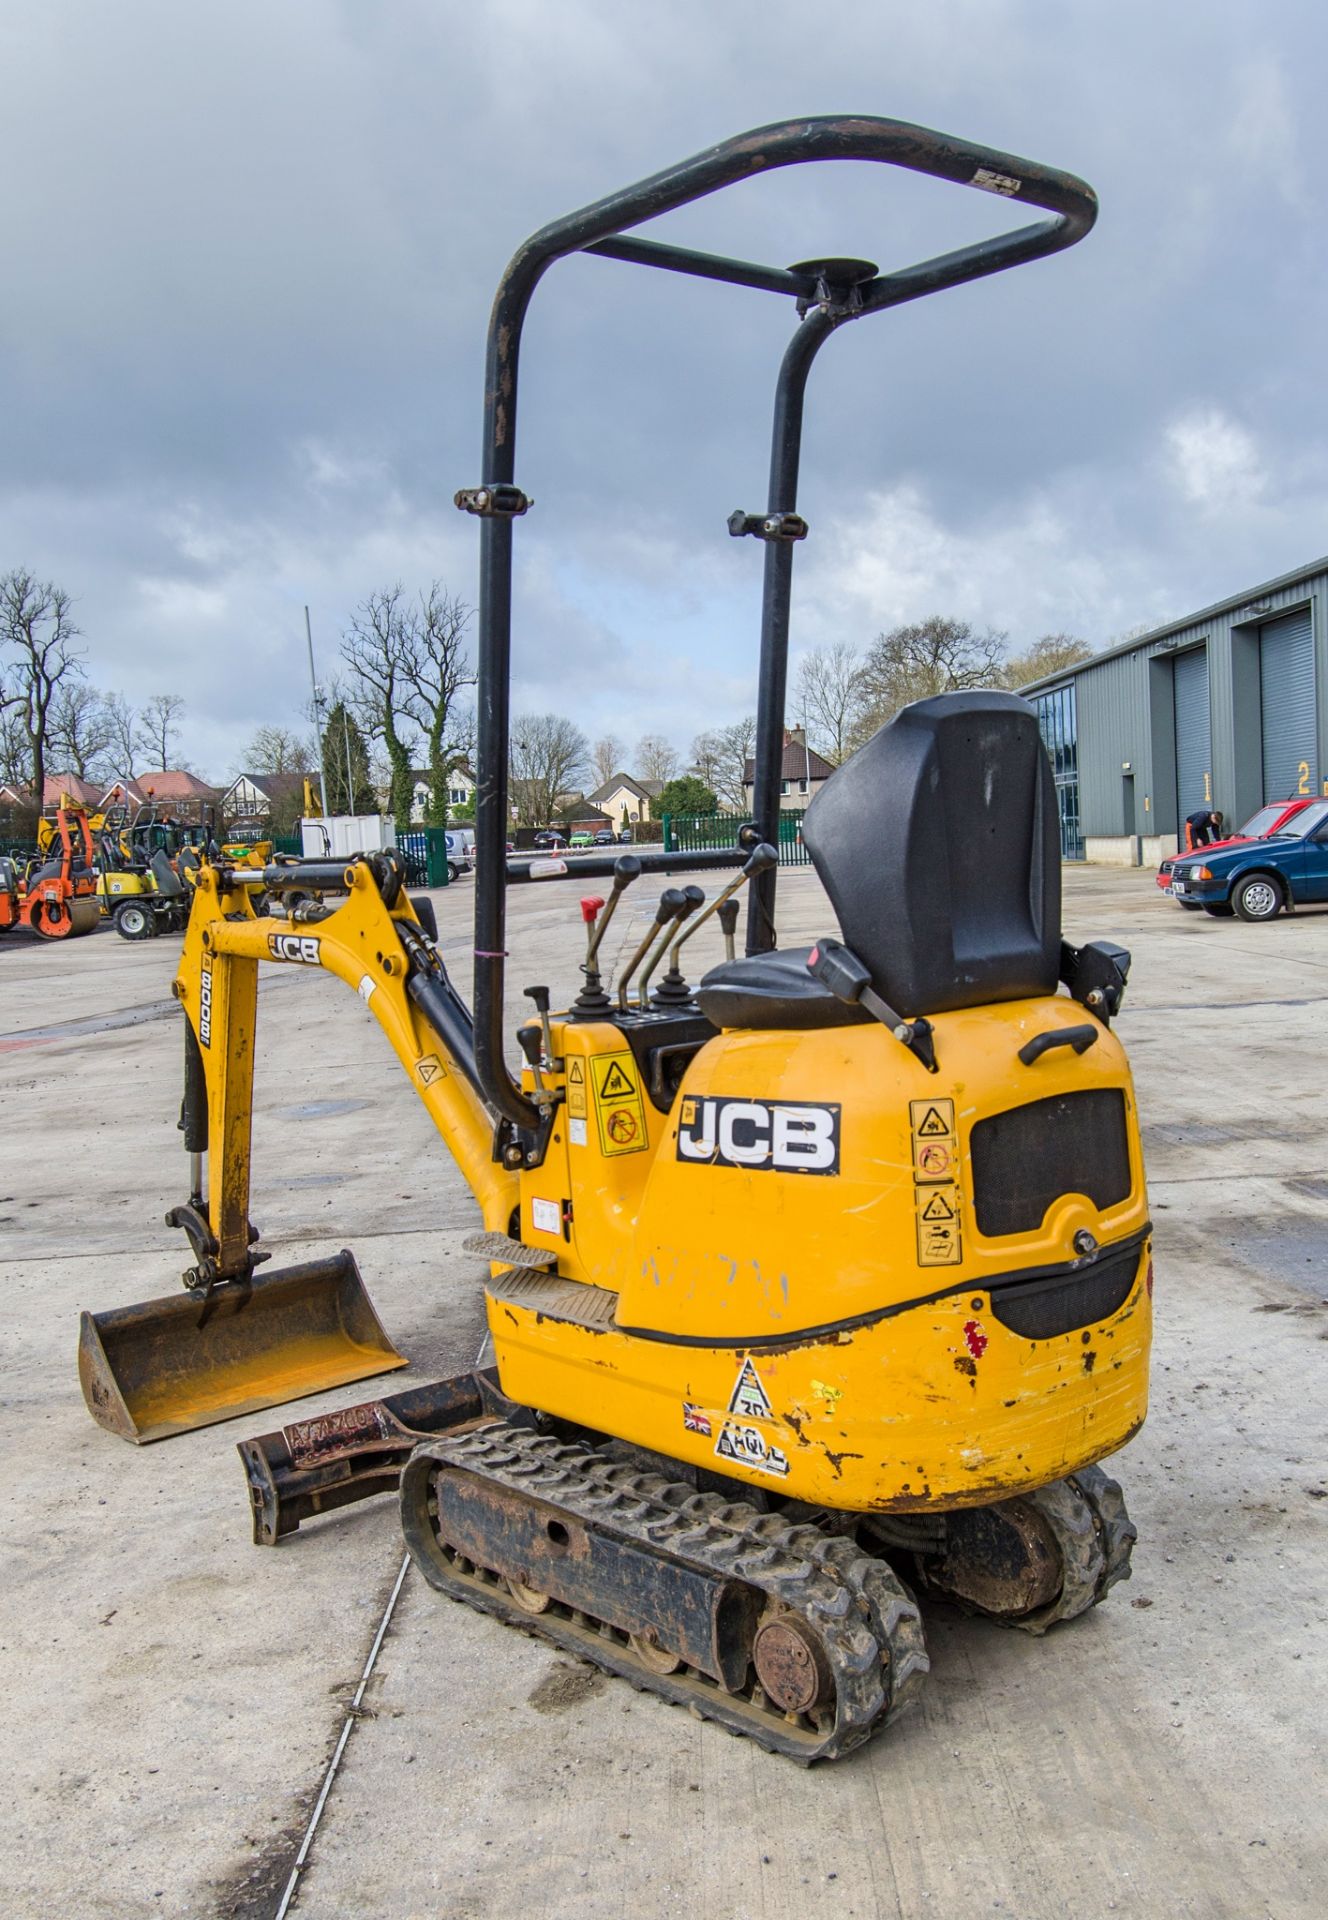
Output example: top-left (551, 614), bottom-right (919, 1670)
top-left (78, 1249), bottom-right (407, 1443)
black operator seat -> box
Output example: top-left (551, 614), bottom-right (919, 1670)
top-left (696, 690), bottom-right (1060, 1031)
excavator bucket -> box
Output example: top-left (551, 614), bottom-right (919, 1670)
top-left (78, 1250), bottom-right (407, 1443)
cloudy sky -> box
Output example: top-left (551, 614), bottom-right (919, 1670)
top-left (4, 1), bottom-right (1328, 780)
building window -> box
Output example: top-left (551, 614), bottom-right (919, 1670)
top-left (798, 778), bottom-right (807, 794)
top-left (780, 780), bottom-right (789, 795)
top-left (1032, 683), bottom-right (1082, 860)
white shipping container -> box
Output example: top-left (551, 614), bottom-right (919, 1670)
top-left (300, 815), bottom-right (397, 859)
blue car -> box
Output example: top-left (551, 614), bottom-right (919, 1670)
top-left (1170, 797), bottom-right (1328, 921)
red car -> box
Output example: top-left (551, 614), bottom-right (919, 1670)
top-left (1157, 799), bottom-right (1314, 904)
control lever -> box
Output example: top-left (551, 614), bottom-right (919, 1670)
top-left (516, 1022), bottom-right (551, 1104)
top-left (617, 888), bottom-right (686, 1012)
top-left (806, 937), bottom-right (938, 1073)
top-left (522, 985), bottom-right (556, 1071)
top-left (717, 897), bottom-right (740, 963)
top-left (579, 895), bottom-right (606, 968)
top-left (641, 885), bottom-right (705, 1006)
top-left (574, 857), bottom-right (642, 1012)
top-left (668, 842), bottom-right (778, 970)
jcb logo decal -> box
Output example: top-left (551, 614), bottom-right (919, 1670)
top-left (198, 956), bottom-right (213, 1048)
top-left (267, 933), bottom-right (321, 965)
top-left (677, 1096), bottom-right (839, 1175)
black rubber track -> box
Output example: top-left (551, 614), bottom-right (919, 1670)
top-left (913, 1464), bottom-right (1136, 1635)
top-left (400, 1422), bottom-right (929, 1764)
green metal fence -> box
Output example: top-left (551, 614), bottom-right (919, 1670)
top-left (662, 810), bottom-right (809, 865)
top-left (399, 828), bottom-right (453, 887)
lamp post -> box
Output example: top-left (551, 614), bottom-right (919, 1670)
top-left (304, 605), bottom-right (330, 818)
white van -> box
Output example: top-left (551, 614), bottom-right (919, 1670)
top-left (444, 828), bottom-right (475, 881)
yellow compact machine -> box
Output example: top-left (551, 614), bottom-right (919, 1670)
top-left (80, 117), bottom-right (1149, 1762)
top-left (94, 802), bottom-right (198, 940)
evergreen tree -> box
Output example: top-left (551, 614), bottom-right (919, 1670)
top-left (322, 701), bottom-right (376, 814)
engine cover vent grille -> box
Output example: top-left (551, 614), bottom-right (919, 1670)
top-left (971, 1088), bottom-right (1130, 1238)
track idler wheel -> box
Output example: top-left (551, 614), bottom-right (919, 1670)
top-left (916, 1465), bottom-right (1136, 1634)
top-left (752, 1613), bottom-right (832, 1715)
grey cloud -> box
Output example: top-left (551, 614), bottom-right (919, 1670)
top-left (4, 1), bottom-right (1328, 775)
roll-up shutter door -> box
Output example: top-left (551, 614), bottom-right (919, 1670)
top-left (1173, 646), bottom-right (1211, 821)
top-left (1260, 608), bottom-right (1315, 800)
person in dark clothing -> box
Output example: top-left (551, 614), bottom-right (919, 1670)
top-left (1185, 808), bottom-right (1224, 849)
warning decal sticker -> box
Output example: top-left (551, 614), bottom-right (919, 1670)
top-left (566, 1057), bottom-right (587, 1117)
top-left (589, 1051), bottom-right (649, 1157)
top-left (916, 1184), bottom-right (962, 1266)
top-left (733, 1359), bottom-right (771, 1420)
top-left (416, 1054), bottom-right (446, 1086)
top-left (910, 1097), bottom-right (962, 1265)
top-left (728, 1355), bottom-right (773, 1420)
top-left (598, 1059), bottom-right (635, 1099)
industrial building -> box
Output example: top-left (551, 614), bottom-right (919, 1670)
top-left (1025, 555), bottom-right (1326, 864)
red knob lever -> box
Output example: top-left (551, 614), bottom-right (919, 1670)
top-left (580, 895), bottom-right (606, 924)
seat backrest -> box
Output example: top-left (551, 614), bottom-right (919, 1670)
top-left (150, 848), bottom-right (185, 898)
top-left (800, 689), bottom-right (1060, 1018)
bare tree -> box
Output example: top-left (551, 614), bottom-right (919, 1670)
top-left (103, 692), bottom-right (140, 778)
top-left (135, 692), bottom-right (187, 768)
top-left (691, 716), bottom-right (756, 813)
top-left (795, 642), bottom-right (865, 765)
top-left (241, 725), bottom-right (314, 774)
top-left (341, 585), bottom-right (420, 831)
top-left (857, 617), bottom-right (1008, 732)
top-left (1, 704), bottom-right (29, 789)
top-left (510, 713), bottom-right (588, 826)
top-left (49, 683), bottom-right (116, 781)
top-left (1003, 633), bottom-right (1095, 688)
top-left (590, 734), bottom-right (625, 787)
top-left (400, 584), bottom-right (476, 826)
top-left (636, 733), bottom-right (679, 783)
top-left (0, 569), bottom-right (83, 801)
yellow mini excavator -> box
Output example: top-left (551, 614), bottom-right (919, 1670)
top-left (79, 117), bottom-right (1150, 1762)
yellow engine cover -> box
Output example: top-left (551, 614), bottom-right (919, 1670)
top-left (493, 995), bottom-right (1151, 1513)
top-left (99, 872), bottom-right (152, 900)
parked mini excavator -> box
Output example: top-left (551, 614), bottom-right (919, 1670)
top-left (79, 117), bottom-right (1150, 1761)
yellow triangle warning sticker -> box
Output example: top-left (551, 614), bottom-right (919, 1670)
top-left (916, 1106), bottom-right (951, 1138)
top-left (597, 1059), bottom-right (635, 1100)
top-left (920, 1189), bottom-right (956, 1222)
top-left (568, 1060), bottom-right (584, 1084)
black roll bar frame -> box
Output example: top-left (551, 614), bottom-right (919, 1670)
top-left (467, 114), bottom-right (1097, 1130)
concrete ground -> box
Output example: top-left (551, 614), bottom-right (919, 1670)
top-left (1, 864), bottom-right (1325, 1920)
